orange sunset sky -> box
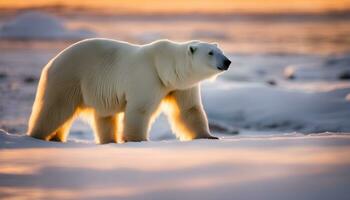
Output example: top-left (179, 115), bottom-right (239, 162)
top-left (0, 0), bottom-right (349, 14)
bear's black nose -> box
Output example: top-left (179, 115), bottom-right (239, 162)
top-left (222, 59), bottom-right (231, 70)
top-left (224, 59), bottom-right (231, 67)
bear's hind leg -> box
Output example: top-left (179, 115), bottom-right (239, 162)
top-left (28, 99), bottom-right (79, 141)
top-left (93, 113), bottom-right (118, 144)
top-left (49, 118), bottom-right (75, 142)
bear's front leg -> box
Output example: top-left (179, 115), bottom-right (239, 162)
top-left (179, 105), bottom-right (218, 140)
top-left (122, 105), bottom-right (154, 142)
top-left (165, 86), bottom-right (218, 140)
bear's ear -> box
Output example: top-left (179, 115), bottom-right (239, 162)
top-left (212, 42), bottom-right (218, 47)
top-left (188, 45), bottom-right (197, 55)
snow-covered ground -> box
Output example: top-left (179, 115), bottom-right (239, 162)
top-left (1, 130), bottom-right (350, 200)
top-left (0, 11), bottom-right (350, 199)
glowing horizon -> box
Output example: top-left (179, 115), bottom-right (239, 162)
top-left (0, 0), bottom-right (349, 14)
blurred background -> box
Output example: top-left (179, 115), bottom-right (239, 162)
top-left (0, 0), bottom-right (350, 140)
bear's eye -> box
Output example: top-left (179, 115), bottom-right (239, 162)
top-left (208, 51), bottom-right (213, 56)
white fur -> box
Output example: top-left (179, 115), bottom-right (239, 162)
top-left (27, 38), bottom-right (227, 144)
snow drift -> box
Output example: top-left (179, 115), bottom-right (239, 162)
top-left (0, 11), bottom-right (95, 40)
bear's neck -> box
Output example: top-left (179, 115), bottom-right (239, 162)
top-left (150, 40), bottom-right (205, 90)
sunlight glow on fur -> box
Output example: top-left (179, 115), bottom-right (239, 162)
top-left (27, 39), bottom-right (224, 143)
top-left (162, 97), bottom-right (197, 140)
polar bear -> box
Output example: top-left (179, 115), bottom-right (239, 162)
top-left (27, 39), bottom-right (231, 144)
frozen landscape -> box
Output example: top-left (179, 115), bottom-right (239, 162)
top-left (1, 130), bottom-right (350, 200)
top-left (0, 11), bottom-right (350, 199)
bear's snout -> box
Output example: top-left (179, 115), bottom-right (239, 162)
top-left (224, 59), bottom-right (231, 68)
top-left (218, 58), bottom-right (231, 71)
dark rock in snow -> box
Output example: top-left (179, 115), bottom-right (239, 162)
top-left (0, 72), bottom-right (7, 80)
top-left (23, 76), bottom-right (38, 83)
top-left (338, 71), bottom-right (350, 80)
top-left (266, 79), bottom-right (277, 86)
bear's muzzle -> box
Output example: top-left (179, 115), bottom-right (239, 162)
top-left (218, 58), bottom-right (231, 71)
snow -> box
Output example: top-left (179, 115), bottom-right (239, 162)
top-left (202, 80), bottom-right (350, 133)
top-left (283, 55), bottom-right (350, 80)
top-left (0, 11), bottom-right (95, 40)
top-left (1, 130), bottom-right (350, 200)
top-left (146, 78), bottom-right (350, 140)
top-left (0, 12), bottom-right (350, 199)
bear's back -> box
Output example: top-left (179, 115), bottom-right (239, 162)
top-left (46, 39), bottom-right (138, 79)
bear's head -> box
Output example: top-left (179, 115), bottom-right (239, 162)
top-left (153, 40), bottom-right (231, 89)
top-left (188, 42), bottom-right (231, 76)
